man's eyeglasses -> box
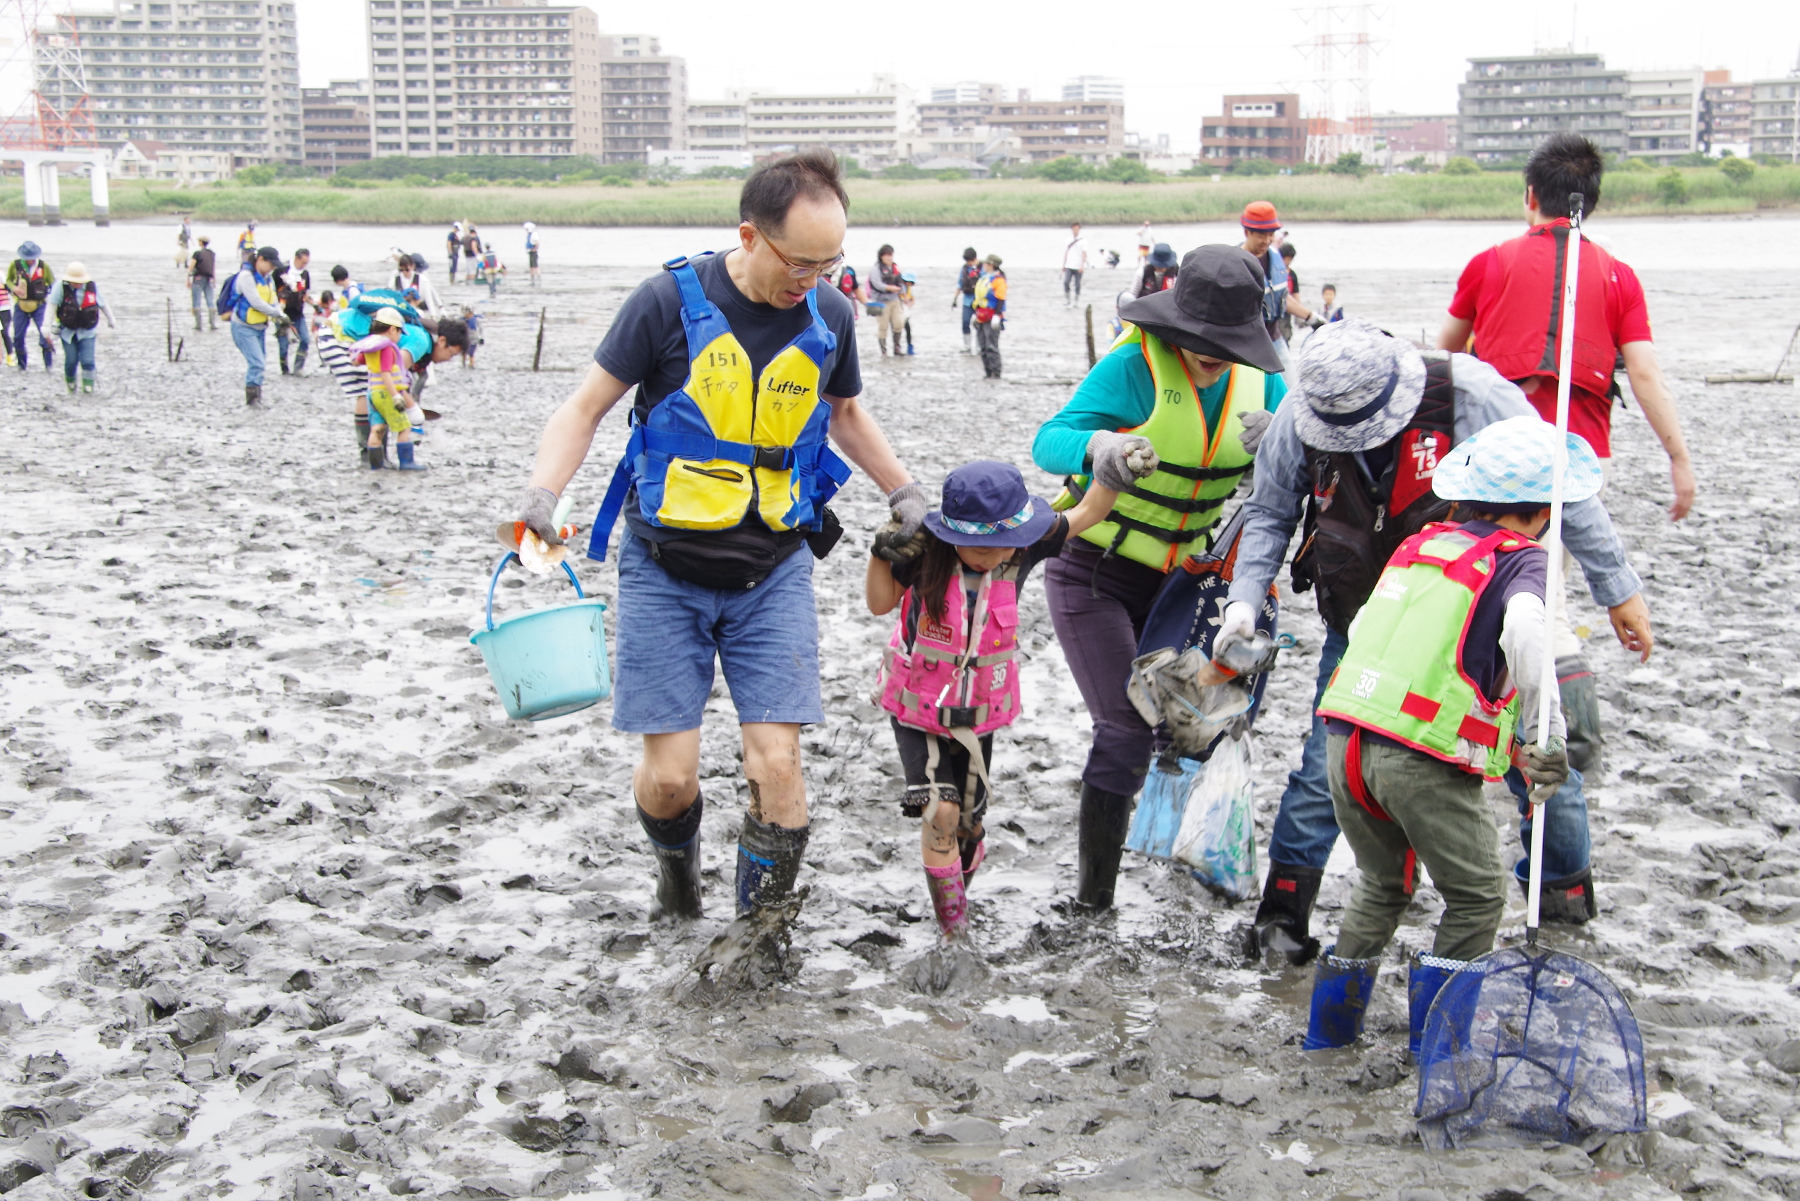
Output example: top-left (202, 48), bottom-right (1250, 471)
top-left (753, 226), bottom-right (845, 279)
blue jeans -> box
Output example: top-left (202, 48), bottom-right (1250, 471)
top-left (1267, 626), bottom-right (1350, 870)
top-left (1267, 623), bottom-right (1593, 879)
top-left (276, 317), bottom-right (310, 367)
top-left (190, 278), bottom-right (216, 324)
top-left (960, 298), bottom-right (975, 335)
top-left (12, 306), bottom-right (49, 368)
top-left (59, 327), bottom-right (96, 382)
top-left (610, 530), bottom-right (823, 734)
top-left (1507, 766), bottom-right (1590, 881)
top-left (231, 318), bottom-right (266, 386)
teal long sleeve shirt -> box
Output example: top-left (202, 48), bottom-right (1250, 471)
top-left (1031, 345), bottom-right (1289, 476)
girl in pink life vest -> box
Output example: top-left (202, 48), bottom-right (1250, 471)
top-left (865, 460), bottom-right (1138, 939)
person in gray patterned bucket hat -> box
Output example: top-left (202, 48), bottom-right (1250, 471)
top-left (1290, 318), bottom-right (1429, 453)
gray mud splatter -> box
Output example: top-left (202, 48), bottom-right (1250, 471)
top-left (1, 221), bottom-right (1798, 1199)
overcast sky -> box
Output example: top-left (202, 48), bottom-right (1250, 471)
top-left (290, 0), bottom-right (1791, 152)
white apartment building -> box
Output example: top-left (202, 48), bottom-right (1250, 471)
top-left (744, 75), bottom-right (916, 169)
top-left (42, 0), bottom-right (301, 167)
top-left (597, 33), bottom-right (684, 163)
top-left (366, 0), bottom-right (605, 159)
top-left (112, 136), bottom-right (230, 182)
top-left (1063, 75), bottom-right (1124, 103)
top-left (1751, 78), bottom-right (1799, 162)
top-left (1624, 69), bottom-right (1703, 164)
top-left (687, 92), bottom-right (746, 150)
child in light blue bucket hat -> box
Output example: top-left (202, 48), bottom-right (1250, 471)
top-left (1298, 415), bottom-right (1601, 1056)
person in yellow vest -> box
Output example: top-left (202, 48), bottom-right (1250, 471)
top-left (229, 245), bottom-right (290, 409)
top-left (1302, 415), bottom-right (1589, 1053)
top-left (1031, 244), bottom-right (1288, 910)
top-left (500, 150), bottom-right (923, 928)
top-left (237, 219), bottom-right (257, 266)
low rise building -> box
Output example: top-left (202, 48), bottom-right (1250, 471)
top-left (686, 94), bottom-right (745, 151)
top-left (1625, 69), bottom-right (1703, 164)
top-left (1200, 93), bottom-right (1304, 167)
top-left (1701, 70), bottom-right (1753, 158)
top-left (1751, 78), bottom-right (1799, 162)
top-left (986, 96), bottom-right (1123, 164)
top-left (301, 78), bottom-right (370, 173)
top-left (743, 75), bottom-right (916, 169)
top-left (110, 136), bottom-right (229, 183)
top-left (1458, 52), bottom-right (1626, 165)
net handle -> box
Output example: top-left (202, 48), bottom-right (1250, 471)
top-left (1528, 192), bottom-right (1583, 944)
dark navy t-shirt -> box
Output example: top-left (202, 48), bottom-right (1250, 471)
top-left (1327, 519), bottom-right (1547, 745)
top-left (595, 250), bottom-right (862, 543)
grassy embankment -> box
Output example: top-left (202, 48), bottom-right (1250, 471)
top-left (3, 167), bottom-right (1796, 226)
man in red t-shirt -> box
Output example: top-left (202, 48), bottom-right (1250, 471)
top-left (1437, 133), bottom-right (1693, 518)
top-left (1436, 133), bottom-right (1693, 787)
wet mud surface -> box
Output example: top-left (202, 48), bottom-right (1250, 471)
top-left (2, 234), bottom-right (1799, 1199)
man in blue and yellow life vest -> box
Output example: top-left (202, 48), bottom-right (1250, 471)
top-left (229, 245), bottom-right (290, 410)
top-left (1031, 244), bottom-right (1289, 911)
top-left (500, 149), bottom-right (925, 928)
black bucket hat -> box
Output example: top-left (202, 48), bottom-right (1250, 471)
top-left (1117, 244), bottom-right (1284, 374)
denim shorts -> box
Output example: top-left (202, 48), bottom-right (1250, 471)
top-left (610, 529), bottom-right (823, 734)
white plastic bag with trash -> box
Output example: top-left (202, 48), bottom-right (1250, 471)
top-left (1169, 732), bottom-right (1258, 901)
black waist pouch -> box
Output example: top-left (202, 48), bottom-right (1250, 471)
top-left (647, 526), bottom-right (805, 591)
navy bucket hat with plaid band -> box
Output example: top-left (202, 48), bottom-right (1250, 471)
top-left (925, 461), bottom-right (1058, 548)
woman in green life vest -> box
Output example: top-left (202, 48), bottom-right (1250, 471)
top-left (1032, 244), bottom-right (1289, 911)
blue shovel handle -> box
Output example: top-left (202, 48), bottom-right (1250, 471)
top-left (485, 551), bottom-right (585, 632)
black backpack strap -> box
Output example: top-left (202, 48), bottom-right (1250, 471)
top-left (1413, 351), bottom-right (1455, 434)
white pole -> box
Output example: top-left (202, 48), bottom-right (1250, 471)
top-left (1527, 192), bottom-right (1583, 943)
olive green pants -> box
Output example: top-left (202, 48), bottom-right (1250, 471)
top-left (1328, 732), bottom-right (1506, 963)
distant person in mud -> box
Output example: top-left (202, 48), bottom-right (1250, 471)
top-left (237, 219), bottom-right (257, 266)
top-left (187, 236), bottom-right (218, 332)
top-left (1133, 243), bottom-right (1178, 298)
top-left (1224, 320), bottom-right (1654, 964)
top-left (869, 243), bottom-right (906, 357)
top-left (972, 254), bottom-right (1006, 379)
top-left (502, 149), bottom-right (924, 928)
top-left (525, 222), bottom-right (541, 287)
top-left (229, 246), bottom-right (290, 409)
top-left (1062, 222), bottom-right (1089, 308)
top-left (461, 223), bottom-right (481, 284)
top-left (447, 221), bottom-right (463, 279)
top-left (7, 241), bottom-right (55, 371)
top-left (47, 261), bottom-right (114, 395)
top-left (954, 246), bottom-right (980, 354)
top-left (1031, 245), bottom-right (1288, 911)
top-left (866, 461), bottom-right (1137, 940)
top-left (1436, 131), bottom-right (1695, 805)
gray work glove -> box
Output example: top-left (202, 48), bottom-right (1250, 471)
top-left (1515, 736), bottom-right (1569, 804)
top-left (513, 484), bottom-right (564, 548)
top-left (870, 518), bottom-right (928, 564)
top-left (1238, 409), bottom-right (1274, 456)
top-left (1086, 430), bottom-right (1159, 491)
top-left (871, 482), bottom-right (927, 562)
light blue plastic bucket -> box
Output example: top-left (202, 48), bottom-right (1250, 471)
top-left (470, 551), bottom-right (611, 721)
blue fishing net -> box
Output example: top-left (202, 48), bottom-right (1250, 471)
top-left (1416, 947), bottom-right (1646, 1150)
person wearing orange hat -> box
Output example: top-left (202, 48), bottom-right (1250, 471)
top-left (1240, 201), bottom-right (1309, 375)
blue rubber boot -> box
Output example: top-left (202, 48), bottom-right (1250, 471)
top-left (734, 814), bottom-right (810, 916)
top-left (1408, 952), bottom-right (1469, 1063)
top-left (396, 441), bottom-right (428, 471)
top-left (1303, 946), bottom-right (1381, 1050)
top-left (637, 794), bottom-right (704, 921)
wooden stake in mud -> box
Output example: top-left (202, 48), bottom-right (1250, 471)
top-left (532, 306), bottom-right (546, 371)
top-left (173, 337), bottom-right (184, 363)
top-left (1085, 303), bottom-right (1096, 368)
top-left (166, 297), bottom-right (173, 361)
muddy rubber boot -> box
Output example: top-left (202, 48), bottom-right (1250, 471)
top-left (962, 331), bottom-right (972, 354)
top-left (892, 332), bottom-right (903, 357)
top-left (245, 384), bottom-right (264, 409)
top-left (1244, 862), bottom-right (1324, 966)
top-left (1075, 783), bottom-right (1133, 910)
top-left (192, 308), bottom-right (203, 332)
top-left (1557, 655), bottom-right (1603, 776)
top-left (1408, 952), bottom-right (1471, 1063)
top-left (1530, 865), bottom-right (1598, 925)
top-left (366, 446), bottom-right (386, 470)
top-left (924, 863), bottom-right (969, 938)
top-left (734, 814), bottom-right (810, 917)
top-left (638, 795), bottom-right (704, 921)
top-left (354, 415), bottom-right (371, 453)
top-left (1303, 946), bottom-right (1380, 1050)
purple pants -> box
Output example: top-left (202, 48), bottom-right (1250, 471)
top-left (1044, 541), bottom-right (1168, 795)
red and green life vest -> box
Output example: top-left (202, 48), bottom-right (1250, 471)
top-left (1317, 523), bottom-right (1532, 780)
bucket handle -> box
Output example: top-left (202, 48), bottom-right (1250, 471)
top-left (485, 551), bottom-right (585, 632)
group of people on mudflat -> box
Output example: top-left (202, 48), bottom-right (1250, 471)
top-left (502, 133), bottom-right (1693, 1050)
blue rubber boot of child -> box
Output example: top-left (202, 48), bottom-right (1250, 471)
top-left (396, 441), bottom-right (428, 471)
top-left (1408, 952), bottom-right (1470, 1063)
top-left (734, 814), bottom-right (810, 917)
top-left (1303, 946), bottom-right (1381, 1051)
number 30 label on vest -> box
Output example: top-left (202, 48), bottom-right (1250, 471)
top-left (1352, 669), bottom-right (1382, 700)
